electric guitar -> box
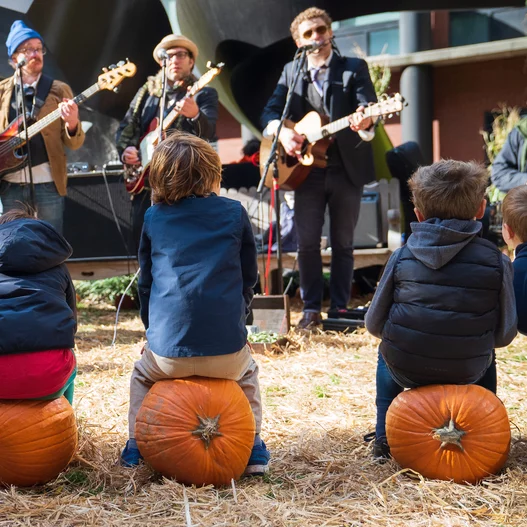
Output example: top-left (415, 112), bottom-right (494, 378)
top-left (0, 60), bottom-right (137, 179)
top-left (259, 93), bottom-right (405, 190)
top-left (124, 61), bottom-right (224, 195)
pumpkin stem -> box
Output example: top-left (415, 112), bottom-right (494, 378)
top-left (432, 419), bottom-right (466, 451)
top-left (192, 414), bottom-right (223, 449)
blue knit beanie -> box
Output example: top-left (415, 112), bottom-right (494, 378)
top-left (6, 20), bottom-right (43, 58)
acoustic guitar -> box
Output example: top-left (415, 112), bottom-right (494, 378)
top-left (0, 60), bottom-right (137, 179)
top-left (124, 61), bottom-right (224, 195)
top-left (259, 93), bottom-right (405, 190)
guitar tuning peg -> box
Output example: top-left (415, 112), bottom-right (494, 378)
top-left (117, 60), bottom-right (125, 67)
top-left (102, 67), bottom-right (109, 73)
top-left (388, 113), bottom-right (393, 118)
top-left (109, 64), bottom-right (117, 70)
top-left (113, 86), bottom-right (120, 94)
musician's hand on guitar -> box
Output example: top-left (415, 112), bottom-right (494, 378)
top-left (122, 146), bottom-right (141, 165)
top-left (176, 95), bottom-right (200, 119)
top-left (59, 98), bottom-right (79, 132)
top-left (349, 106), bottom-right (372, 132)
top-left (278, 127), bottom-right (304, 159)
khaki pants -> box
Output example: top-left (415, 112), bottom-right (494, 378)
top-left (128, 344), bottom-right (262, 438)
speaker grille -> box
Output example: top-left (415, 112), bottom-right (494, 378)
top-left (64, 171), bottom-right (135, 259)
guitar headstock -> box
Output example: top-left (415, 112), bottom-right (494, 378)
top-left (198, 61), bottom-right (225, 86)
top-left (98, 60), bottom-right (137, 92)
top-left (369, 93), bottom-right (405, 119)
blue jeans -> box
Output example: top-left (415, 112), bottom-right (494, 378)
top-left (294, 167), bottom-right (363, 312)
top-left (375, 351), bottom-right (497, 439)
top-left (0, 182), bottom-right (64, 234)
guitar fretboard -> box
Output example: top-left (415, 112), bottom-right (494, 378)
top-left (8, 82), bottom-right (99, 150)
top-left (304, 102), bottom-right (399, 143)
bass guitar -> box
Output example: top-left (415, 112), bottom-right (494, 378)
top-left (124, 61), bottom-right (224, 195)
top-left (259, 93), bottom-right (405, 190)
top-left (0, 60), bottom-right (137, 179)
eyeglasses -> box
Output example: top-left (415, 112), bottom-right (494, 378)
top-left (17, 46), bottom-right (46, 56)
top-left (167, 51), bottom-right (190, 61)
top-left (302, 25), bottom-right (328, 40)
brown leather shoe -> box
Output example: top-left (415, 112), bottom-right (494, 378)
top-left (296, 312), bottom-right (322, 330)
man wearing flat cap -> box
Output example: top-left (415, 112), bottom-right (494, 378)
top-left (0, 20), bottom-right (84, 234)
top-left (116, 34), bottom-right (219, 249)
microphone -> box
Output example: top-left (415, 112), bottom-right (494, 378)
top-left (298, 40), bottom-right (326, 53)
top-left (16, 55), bottom-right (27, 68)
top-left (156, 48), bottom-right (169, 61)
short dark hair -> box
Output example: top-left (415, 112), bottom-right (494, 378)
top-left (502, 185), bottom-right (527, 242)
top-left (149, 131), bottom-right (222, 204)
top-left (409, 160), bottom-right (489, 220)
top-left (290, 7), bottom-right (332, 41)
top-left (0, 205), bottom-right (36, 225)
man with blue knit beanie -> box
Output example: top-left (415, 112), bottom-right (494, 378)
top-left (0, 20), bottom-right (85, 233)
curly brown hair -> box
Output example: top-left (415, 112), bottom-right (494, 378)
top-left (290, 7), bottom-right (332, 41)
top-left (409, 160), bottom-right (489, 220)
top-left (148, 131), bottom-right (222, 204)
top-left (502, 185), bottom-right (527, 242)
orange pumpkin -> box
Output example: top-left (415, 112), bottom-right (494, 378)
top-left (386, 384), bottom-right (511, 484)
top-left (135, 377), bottom-right (256, 486)
top-left (0, 398), bottom-right (77, 486)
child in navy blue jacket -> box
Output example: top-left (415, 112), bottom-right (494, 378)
top-left (121, 131), bottom-right (270, 475)
top-left (502, 185), bottom-right (527, 334)
top-left (365, 160), bottom-right (517, 459)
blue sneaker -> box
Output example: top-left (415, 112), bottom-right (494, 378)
top-left (120, 439), bottom-right (143, 467)
top-left (244, 440), bottom-right (271, 476)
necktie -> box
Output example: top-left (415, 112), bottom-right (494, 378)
top-left (312, 67), bottom-right (325, 96)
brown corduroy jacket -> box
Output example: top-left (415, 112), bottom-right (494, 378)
top-left (0, 75), bottom-right (85, 196)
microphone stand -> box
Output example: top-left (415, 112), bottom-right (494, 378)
top-left (257, 47), bottom-right (309, 295)
top-left (157, 56), bottom-right (168, 145)
top-left (15, 62), bottom-right (36, 211)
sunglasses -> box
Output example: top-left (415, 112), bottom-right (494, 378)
top-left (302, 25), bottom-right (328, 40)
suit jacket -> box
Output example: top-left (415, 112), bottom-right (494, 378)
top-left (0, 76), bottom-right (85, 196)
top-left (261, 54), bottom-right (377, 188)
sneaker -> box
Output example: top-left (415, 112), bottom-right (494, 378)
top-left (364, 431), bottom-right (391, 461)
top-left (244, 440), bottom-right (271, 476)
top-left (120, 439), bottom-right (143, 467)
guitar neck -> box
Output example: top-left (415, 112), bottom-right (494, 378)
top-left (306, 105), bottom-right (382, 143)
top-left (21, 82), bottom-right (99, 140)
top-left (161, 83), bottom-right (203, 132)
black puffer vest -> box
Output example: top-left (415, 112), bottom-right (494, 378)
top-left (380, 238), bottom-right (503, 386)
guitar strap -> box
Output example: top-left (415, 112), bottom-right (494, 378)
top-left (32, 74), bottom-right (54, 119)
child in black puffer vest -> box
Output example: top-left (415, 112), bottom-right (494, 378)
top-left (365, 160), bottom-right (517, 459)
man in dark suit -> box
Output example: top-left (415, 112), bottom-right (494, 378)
top-left (261, 7), bottom-right (377, 329)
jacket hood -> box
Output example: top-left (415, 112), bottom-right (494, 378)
top-left (0, 219), bottom-right (72, 273)
top-left (406, 218), bottom-right (482, 270)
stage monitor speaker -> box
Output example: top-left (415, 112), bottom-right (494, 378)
top-left (64, 170), bottom-right (135, 260)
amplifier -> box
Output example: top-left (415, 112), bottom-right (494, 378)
top-left (322, 191), bottom-right (382, 249)
top-left (64, 169), bottom-right (135, 260)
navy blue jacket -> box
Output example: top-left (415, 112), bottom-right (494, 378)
top-left (138, 195), bottom-right (258, 357)
top-left (513, 242), bottom-right (527, 335)
top-left (0, 219), bottom-right (76, 354)
top-left (261, 54), bottom-right (377, 188)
